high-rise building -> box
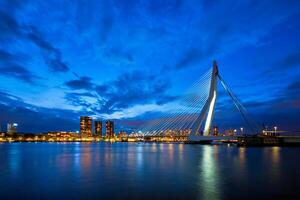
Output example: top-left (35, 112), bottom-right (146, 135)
top-left (94, 121), bottom-right (102, 136)
top-left (105, 120), bottom-right (114, 138)
top-left (213, 126), bottom-right (219, 136)
top-left (80, 116), bottom-right (92, 137)
top-left (7, 123), bottom-right (18, 134)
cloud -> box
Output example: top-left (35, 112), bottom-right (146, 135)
top-left (287, 80), bottom-right (300, 91)
top-left (64, 70), bottom-right (174, 118)
top-left (105, 46), bottom-right (134, 62)
top-left (0, 47), bottom-right (38, 84)
top-left (0, 91), bottom-right (79, 133)
top-left (173, 1), bottom-right (300, 69)
top-left (64, 92), bottom-right (97, 108)
top-left (65, 76), bottom-right (94, 90)
top-left (26, 28), bottom-right (69, 73)
top-left (270, 78), bottom-right (300, 110)
top-left (0, 10), bottom-right (23, 42)
top-left (0, 8), bottom-right (69, 73)
top-left (95, 70), bottom-right (172, 114)
top-left (0, 64), bottom-right (41, 84)
top-left (275, 51), bottom-right (300, 69)
top-left (176, 49), bottom-right (203, 69)
top-left (0, 49), bottom-right (29, 65)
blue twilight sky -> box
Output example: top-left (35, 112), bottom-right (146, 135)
top-left (0, 0), bottom-right (300, 133)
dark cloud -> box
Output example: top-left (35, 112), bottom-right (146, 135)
top-left (0, 65), bottom-right (41, 84)
top-left (174, 1), bottom-right (300, 70)
top-left (96, 0), bottom-right (115, 42)
top-left (0, 47), bottom-right (37, 84)
top-left (176, 49), bottom-right (203, 69)
top-left (0, 10), bottom-right (22, 41)
top-left (64, 71), bottom-right (173, 115)
top-left (0, 49), bottom-right (16, 61)
top-left (65, 76), bottom-right (94, 90)
top-left (263, 50), bottom-right (300, 78)
top-left (27, 29), bottom-right (69, 73)
top-left (95, 71), bottom-right (172, 113)
top-left (65, 92), bottom-right (96, 108)
top-left (275, 51), bottom-right (300, 69)
top-left (105, 46), bottom-right (134, 62)
top-left (0, 48), bottom-right (29, 64)
top-left (46, 58), bottom-right (69, 72)
top-left (269, 78), bottom-right (300, 110)
top-left (287, 80), bottom-right (300, 91)
top-left (213, 77), bottom-right (300, 131)
top-left (145, 0), bottom-right (183, 16)
top-left (0, 9), bottom-right (69, 73)
top-left (0, 48), bottom-right (37, 84)
top-left (0, 0), bottom-right (28, 13)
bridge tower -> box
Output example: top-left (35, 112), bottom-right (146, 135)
top-left (190, 61), bottom-right (218, 136)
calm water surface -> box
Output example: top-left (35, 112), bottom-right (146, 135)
top-left (0, 143), bottom-right (299, 200)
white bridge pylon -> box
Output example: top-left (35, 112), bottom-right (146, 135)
top-left (190, 61), bottom-right (218, 137)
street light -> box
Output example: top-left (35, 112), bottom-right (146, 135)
top-left (240, 127), bottom-right (244, 135)
top-left (274, 126), bottom-right (277, 135)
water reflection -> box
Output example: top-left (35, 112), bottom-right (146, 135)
top-left (1, 143), bottom-right (299, 200)
top-left (272, 147), bottom-right (280, 164)
top-left (237, 147), bottom-right (246, 175)
top-left (136, 144), bottom-right (144, 172)
top-left (178, 143), bottom-right (184, 162)
top-left (168, 144), bottom-right (174, 162)
top-left (8, 143), bottom-right (20, 177)
top-left (198, 146), bottom-right (220, 200)
top-left (238, 147), bottom-right (246, 163)
top-left (73, 143), bottom-right (81, 173)
top-left (270, 147), bottom-right (281, 183)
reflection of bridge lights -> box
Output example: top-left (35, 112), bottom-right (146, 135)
top-left (272, 147), bottom-right (280, 163)
top-left (199, 146), bottom-right (220, 200)
top-left (239, 147), bottom-right (246, 163)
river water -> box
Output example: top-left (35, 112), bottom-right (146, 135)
top-left (0, 142), bottom-right (299, 200)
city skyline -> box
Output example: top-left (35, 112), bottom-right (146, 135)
top-left (0, 0), bottom-right (300, 133)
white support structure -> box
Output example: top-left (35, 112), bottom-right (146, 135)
top-left (190, 61), bottom-right (218, 138)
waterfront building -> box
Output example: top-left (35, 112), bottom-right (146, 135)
top-left (7, 123), bottom-right (18, 134)
top-left (213, 126), bottom-right (219, 136)
top-left (105, 120), bottom-right (114, 138)
top-left (94, 121), bottom-right (102, 136)
top-left (118, 130), bottom-right (127, 138)
top-left (80, 116), bottom-right (92, 137)
top-left (225, 129), bottom-right (235, 136)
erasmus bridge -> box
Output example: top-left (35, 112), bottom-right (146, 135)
top-left (133, 61), bottom-right (262, 143)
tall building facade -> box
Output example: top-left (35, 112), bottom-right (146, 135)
top-left (213, 126), bottom-right (219, 136)
top-left (7, 123), bottom-right (18, 134)
top-left (80, 116), bottom-right (92, 137)
top-left (94, 121), bottom-right (102, 136)
top-left (105, 120), bottom-right (114, 138)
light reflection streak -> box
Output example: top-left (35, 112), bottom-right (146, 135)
top-left (73, 143), bottom-right (81, 172)
top-left (178, 143), bottom-right (184, 161)
top-left (272, 147), bottom-right (280, 164)
top-left (270, 147), bottom-right (281, 183)
top-left (136, 144), bottom-right (144, 171)
top-left (168, 144), bottom-right (174, 162)
top-left (198, 146), bottom-right (220, 200)
top-left (8, 144), bottom-right (20, 177)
